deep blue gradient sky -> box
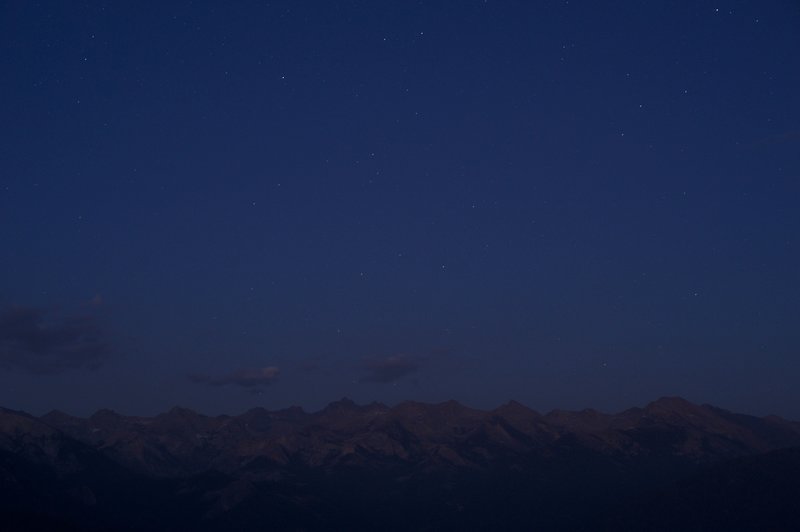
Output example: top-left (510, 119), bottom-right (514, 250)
top-left (1, 1), bottom-right (799, 417)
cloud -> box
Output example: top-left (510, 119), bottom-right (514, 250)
top-left (361, 354), bottom-right (420, 383)
top-left (0, 306), bottom-right (110, 374)
top-left (190, 366), bottom-right (280, 388)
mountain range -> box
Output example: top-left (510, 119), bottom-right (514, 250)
top-left (2, 397), bottom-right (800, 531)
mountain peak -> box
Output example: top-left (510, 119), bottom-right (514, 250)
top-left (90, 408), bottom-right (121, 421)
top-left (41, 409), bottom-right (78, 426)
top-left (645, 396), bottom-right (701, 414)
top-left (0, 406), bottom-right (34, 418)
top-left (163, 406), bottom-right (200, 418)
top-left (494, 400), bottom-right (540, 416)
top-left (323, 397), bottom-right (360, 411)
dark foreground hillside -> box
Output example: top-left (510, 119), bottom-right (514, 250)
top-left (2, 398), bottom-right (800, 531)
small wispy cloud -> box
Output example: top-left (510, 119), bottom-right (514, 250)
top-left (360, 354), bottom-right (420, 383)
top-left (189, 366), bottom-right (280, 388)
top-left (0, 306), bottom-right (111, 374)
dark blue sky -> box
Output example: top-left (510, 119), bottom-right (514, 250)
top-left (1, 1), bottom-right (799, 417)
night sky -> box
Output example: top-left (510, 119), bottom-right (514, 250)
top-left (1, 1), bottom-right (799, 418)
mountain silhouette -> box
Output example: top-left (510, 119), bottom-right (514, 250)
top-left (3, 398), bottom-right (800, 531)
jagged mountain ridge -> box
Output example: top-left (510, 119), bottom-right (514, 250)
top-left (3, 398), bottom-right (800, 531)
top-left (16, 396), bottom-right (800, 477)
